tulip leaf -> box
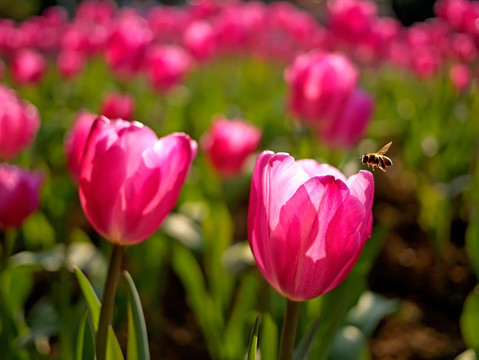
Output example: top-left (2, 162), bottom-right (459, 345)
top-left (461, 285), bottom-right (479, 352)
top-left (124, 271), bottom-right (150, 360)
top-left (74, 267), bottom-right (124, 360)
top-left (247, 315), bottom-right (260, 360)
top-left (222, 272), bottom-right (259, 358)
top-left (294, 317), bottom-right (321, 360)
top-left (171, 242), bottom-right (222, 355)
top-left (76, 309), bottom-right (95, 360)
top-left (260, 313), bottom-right (278, 360)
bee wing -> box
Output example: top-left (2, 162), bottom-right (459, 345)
top-left (376, 141), bottom-right (392, 155)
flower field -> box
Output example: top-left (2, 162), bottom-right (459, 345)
top-left (0, 0), bottom-right (478, 359)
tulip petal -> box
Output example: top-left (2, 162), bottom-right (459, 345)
top-left (120, 133), bottom-right (196, 244)
top-left (298, 160), bottom-right (347, 181)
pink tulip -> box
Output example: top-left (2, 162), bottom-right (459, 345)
top-left (79, 116), bottom-right (197, 245)
top-left (319, 88), bottom-right (373, 148)
top-left (449, 63), bottom-right (472, 92)
top-left (146, 45), bottom-right (192, 93)
top-left (64, 110), bottom-right (97, 181)
top-left (57, 49), bottom-right (85, 79)
top-left (11, 49), bottom-right (46, 85)
top-left (327, 0), bottom-right (377, 45)
top-left (0, 164), bottom-right (44, 229)
top-left (105, 10), bottom-right (152, 77)
top-left (248, 151), bottom-right (374, 301)
top-left (0, 84), bottom-right (40, 160)
top-left (201, 118), bottom-right (261, 178)
top-left (183, 20), bottom-right (217, 62)
top-left (100, 92), bottom-right (135, 121)
top-left (285, 51), bottom-right (359, 128)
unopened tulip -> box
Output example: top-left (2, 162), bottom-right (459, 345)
top-left (201, 118), bottom-right (261, 178)
top-left (79, 116), bottom-right (197, 245)
top-left (183, 20), bottom-right (217, 62)
top-left (319, 88), bottom-right (373, 148)
top-left (105, 11), bottom-right (152, 77)
top-left (100, 92), bottom-right (135, 121)
top-left (0, 164), bottom-right (44, 229)
top-left (11, 49), bottom-right (46, 85)
top-left (146, 45), bottom-right (192, 93)
top-left (64, 110), bottom-right (97, 181)
top-left (248, 151), bottom-right (374, 301)
top-left (450, 63), bottom-right (471, 92)
top-left (0, 85), bottom-right (40, 160)
top-left (57, 49), bottom-right (85, 79)
top-left (285, 51), bottom-right (359, 127)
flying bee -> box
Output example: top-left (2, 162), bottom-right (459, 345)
top-left (361, 142), bottom-right (393, 172)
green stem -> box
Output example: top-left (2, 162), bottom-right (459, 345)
top-left (96, 244), bottom-right (124, 360)
top-left (279, 299), bottom-right (301, 360)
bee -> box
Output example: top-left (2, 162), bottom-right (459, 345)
top-left (361, 142), bottom-right (393, 172)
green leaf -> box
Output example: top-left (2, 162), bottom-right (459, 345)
top-left (124, 271), bottom-right (150, 360)
top-left (461, 286), bottom-right (479, 351)
top-left (260, 313), bottom-right (278, 360)
top-left (76, 309), bottom-right (94, 360)
top-left (247, 315), bottom-right (260, 360)
top-left (294, 317), bottom-right (321, 360)
top-left (222, 272), bottom-right (259, 358)
top-left (170, 242), bottom-right (222, 356)
top-left (73, 267), bottom-right (124, 360)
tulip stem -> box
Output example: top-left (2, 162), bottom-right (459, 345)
top-left (96, 244), bottom-right (124, 360)
top-left (279, 299), bottom-right (301, 360)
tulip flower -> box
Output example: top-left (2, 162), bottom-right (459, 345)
top-left (449, 63), bottom-right (471, 92)
top-left (0, 164), bottom-right (44, 229)
top-left (146, 44), bottom-right (192, 93)
top-left (285, 51), bottom-right (359, 127)
top-left (248, 151), bottom-right (373, 359)
top-left (79, 116), bottom-right (196, 360)
top-left (105, 10), bottom-right (152, 77)
top-left (100, 92), bottom-right (135, 121)
top-left (64, 110), bottom-right (97, 181)
top-left (319, 88), bottom-right (374, 148)
top-left (11, 49), bottom-right (46, 85)
top-left (248, 150), bottom-right (374, 302)
top-left (183, 20), bottom-right (217, 62)
top-left (0, 84), bottom-right (40, 160)
top-left (57, 49), bottom-right (85, 79)
top-left (79, 116), bottom-right (197, 246)
top-left (201, 118), bottom-right (261, 178)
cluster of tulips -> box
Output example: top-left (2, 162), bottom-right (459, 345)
top-left (0, 0), bottom-right (478, 358)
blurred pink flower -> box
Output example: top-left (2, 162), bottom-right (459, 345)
top-left (411, 46), bottom-right (442, 78)
top-left (319, 88), bottom-right (373, 148)
top-left (79, 116), bottom-right (197, 245)
top-left (0, 163), bottom-right (44, 229)
top-left (64, 110), bottom-right (97, 181)
top-left (146, 45), bottom-right (192, 92)
top-left (11, 48), bottom-right (46, 85)
top-left (449, 63), bottom-right (472, 92)
top-left (100, 92), bottom-right (135, 121)
top-left (57, 49), bottom-right (85, 79)
top-left (248, 151), bottom-right (374, 301)
top-left (285, 51), bottom-right (358, 127)
top-left (201, 118), bottom-right (261, 178)
top-left (0, 84), bottom-right (40, 160)
top-left (76, 0), bottom-right (117, 24)
top-left (105, 10), bottom-right (152, 77)
top-left (183, 20), bottom-right (217, 62)
top-left (327, 0), bottom-right (377, 45)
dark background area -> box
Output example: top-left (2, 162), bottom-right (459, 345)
top-left (0, 0), bottom-right (437, 25)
